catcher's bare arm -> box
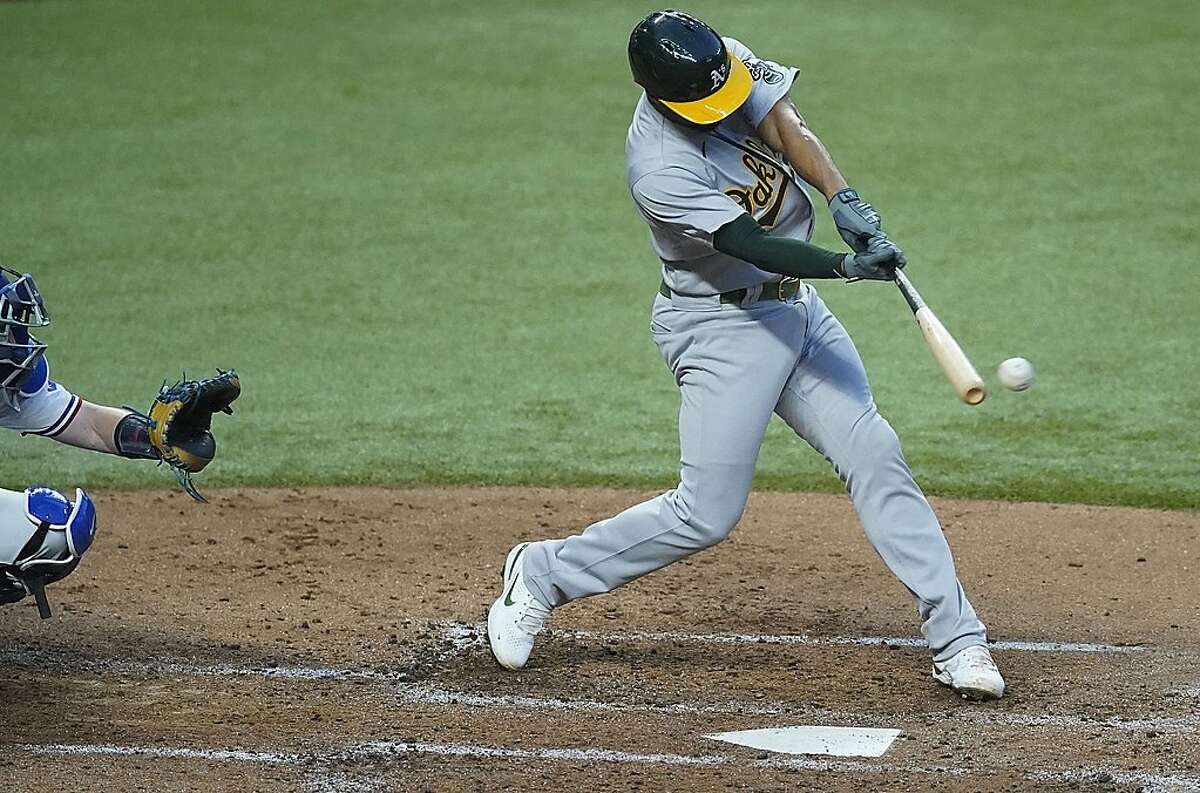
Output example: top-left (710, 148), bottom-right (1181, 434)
top-left (53, 401), bottom-right (134, 453)
top-left (52, 369), bottom-right (241, 501)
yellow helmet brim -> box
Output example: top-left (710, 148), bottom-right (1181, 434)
top-left (658, 53), bottom-right (753, 125)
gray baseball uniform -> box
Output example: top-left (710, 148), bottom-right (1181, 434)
top-left (522, 39), bottom-right (987, 661)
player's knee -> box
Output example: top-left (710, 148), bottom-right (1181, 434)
top-left (669, 486), bottom-right (749, 548)
top-left (690, 506), bottom-right (744, 547)
top-left (839, 408), bottom-right (906, 487)
top-left (857, 410), bottom-right (902, 457)
top-left (0, 485), bottom-right (98, 617)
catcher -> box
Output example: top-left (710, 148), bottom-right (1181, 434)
top-left (0, 265), bottom-right (240, 618)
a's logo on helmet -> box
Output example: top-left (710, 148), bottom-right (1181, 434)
top-left (710, 61), bottom-right (728, 90)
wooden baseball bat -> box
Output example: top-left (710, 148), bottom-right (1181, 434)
top-left (893, 268), bottom-right (986, 405)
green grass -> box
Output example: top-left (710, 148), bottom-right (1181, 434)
top-left (1, 0), bottom-right (1196, 508)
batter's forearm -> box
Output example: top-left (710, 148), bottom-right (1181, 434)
top-left (713, 214), bottom-right (847, 279)
top-left (783, 125), bottom-right (848, 200)
top-left (758, 98), bottom-right (848, 200)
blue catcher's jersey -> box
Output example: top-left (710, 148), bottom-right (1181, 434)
top-left (0, 356), bottom-right (80, 436)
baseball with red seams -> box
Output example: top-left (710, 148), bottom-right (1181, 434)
top-left (997, 357), bottom-right (1035, 391)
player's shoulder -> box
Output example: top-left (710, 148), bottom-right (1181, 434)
top-left (626, 96), bottom-right (709, 186)
top-left (725, 37), bottom-right (797, 128)
top-left (723, 37), bottom-right (754, 61)
top-left (725, 37), bottom-right (792, 88)
top-left (18, 355), bottom-right (50, 397)
top-left (0, 356), bottom-right (51, 419)
top-left (0, 356), bottom-right (77, 434)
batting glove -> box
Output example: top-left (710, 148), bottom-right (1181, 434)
top-left (829, 188), bottom-right (882, 253)
top-left (837, 234), bottom-right (906, 281)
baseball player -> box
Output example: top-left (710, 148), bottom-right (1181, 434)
top-left (489, 11), bottom-right (1005, 700)
top-left (0, 265), bottom-right (240, 618)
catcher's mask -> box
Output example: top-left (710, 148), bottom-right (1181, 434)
top-left (628, 10), bottom-right (752, 127)
top-left (0, 486), bottom-right (97, 619)
top-left (0, 265), bottom-right (50, 396)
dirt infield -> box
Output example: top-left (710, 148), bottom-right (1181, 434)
top-left (1, 487), bottom-right (1197, 791)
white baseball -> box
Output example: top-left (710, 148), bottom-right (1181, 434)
top-left (997, 357), bottom-right (1035, 391)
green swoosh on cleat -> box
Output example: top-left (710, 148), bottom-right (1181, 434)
top-left (503, 545), bottom-right (527, 607)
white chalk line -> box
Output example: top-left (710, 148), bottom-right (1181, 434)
top-left (66, 659), bottom-right (1200, 735)
top-left (9, 740), bottom-right (941, 775)
top-left (956, 710), bottom-right (1200, 734)
top-left (303, 769), bottom-right (383, 793)
top-left (442, 620), bottom-right (1151, 655)
top-left (497, 623), bottom-right (1146, 654)
top-left (1174, 684), bottom-right (1200, 700)
top-left (0, 617), bottom-right (1151, 688)
top-left (346, 740), bottom-right (959, 777)
top-left (18, 742), bottom-right (298, 765)
top-left (397, 680), bottom-right (782, 717)
top-left (2, 646), bottom-right (1195, 735)
top-left (439, 621), bottom-right (478, 657)
top-left (1027, 766), bottom-right (1200, 793)
top-left (149, 662), bottom-right (1200, 733)
top-left (15, 740), bottom-right (1200, 791)
top-left (400, 686), bottom-right (1200, 734)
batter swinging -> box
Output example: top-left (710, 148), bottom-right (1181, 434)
top-left (489, 10), bottom-right (1005, 700)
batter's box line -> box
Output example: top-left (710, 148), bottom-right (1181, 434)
top-left (15, 647), bottom-right (1199, 735)
top-left (1172, 683), bottom-right (1200, 701)
top-left (438, 620), bottom-right (1147, 656)
top-left (1, 643), bottom-right (1194, 734)
top-left (391, 682), bottom-right (1200, 736)
top-left (426, 642), bottom-right (1200, 735)
top-left (13, 740), bottom-right (1200, 793)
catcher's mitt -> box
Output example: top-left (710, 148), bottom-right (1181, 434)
top-left (147, 369), bottom-right (241, 501)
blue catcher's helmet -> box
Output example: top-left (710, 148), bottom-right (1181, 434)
top-left (0, 265), bottom-right (50, 396)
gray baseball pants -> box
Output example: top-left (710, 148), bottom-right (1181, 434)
top-left (523, 284), bottom-right (987, 662)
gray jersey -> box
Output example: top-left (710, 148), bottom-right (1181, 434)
top-left (625, 38), bottom-right (813, 297)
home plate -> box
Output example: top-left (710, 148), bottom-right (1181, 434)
top-left (706, 726), bottom-right (902, 757)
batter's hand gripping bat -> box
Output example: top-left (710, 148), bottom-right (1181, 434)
top-left (893, 268), bottom-right (986, 405)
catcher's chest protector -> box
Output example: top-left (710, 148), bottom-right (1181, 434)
top-left (0, 485), bottom-right (97, 617)
top-left (0, 487), bottom-right (47, 563)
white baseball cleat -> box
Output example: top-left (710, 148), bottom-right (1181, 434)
top-left (932, 645), bottom-right (1006, 701)
top-left (487, 542), bottom-right (552, 671)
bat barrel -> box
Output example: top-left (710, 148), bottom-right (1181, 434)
top-left (893, 269), bottom-right (986, 406)
top-left (959, 378), bottom-right (987, 406)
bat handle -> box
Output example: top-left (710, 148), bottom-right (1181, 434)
top-left (892, 267), bottom-right (925, 314)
